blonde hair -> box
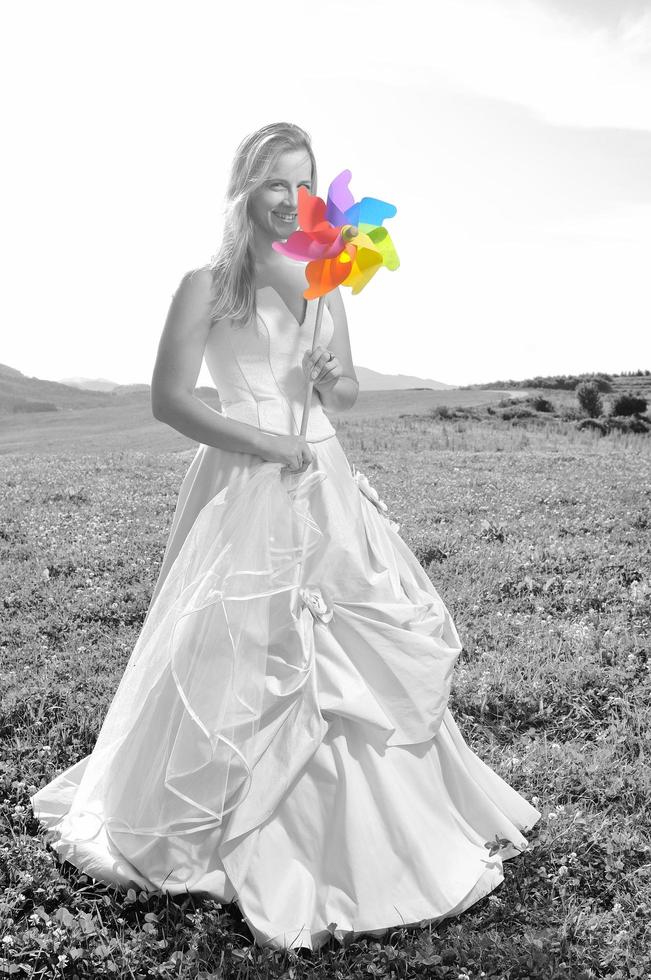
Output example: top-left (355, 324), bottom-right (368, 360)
top-left (206, 122), bottom-right (317, 328)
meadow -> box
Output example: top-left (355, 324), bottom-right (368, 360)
top-left (1, 393), bottom-right (650, 979)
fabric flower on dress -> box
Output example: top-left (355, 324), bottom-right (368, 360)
top-left (351, 465), bottom-right (401, 534)
top-left (352, 468), bottom-right (389, 513)
top-left (299, 586), bottom-right (333, 625)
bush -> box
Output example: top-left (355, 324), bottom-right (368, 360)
top-left (583, 375), bottom-right (613, 393)
top-left (431, 405), bottom-right (452, 419)
top-left (611, 392), bottom-right (648, 417)
top-left (527, 396), bottom-right (554, 413)
top-left (576, 382), bottom-right (603, 418)
top-left (501, 407), bottom-right (534, 421)
top-left (609, 416), bottom-right (650, 434)
top-left (11, 400), bottom-right (58, 413)
top-left (576, 418), bottom-right (608, 435)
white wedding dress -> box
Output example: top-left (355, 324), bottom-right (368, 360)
top-left (30, 284), bottom-right (541, 950)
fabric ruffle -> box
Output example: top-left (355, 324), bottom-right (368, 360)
top-left (31, 437), bottom-right (540, 949)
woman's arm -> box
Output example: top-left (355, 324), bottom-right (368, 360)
top-left (315, 287), bottom-right (359, 413)
top-left (150, 269), bottom-right (271, 456)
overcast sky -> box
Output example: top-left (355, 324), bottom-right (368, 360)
top-left (2, 0), bottom-right (650, 387)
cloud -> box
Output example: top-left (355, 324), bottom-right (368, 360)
top-left (530, 0), bottom-right (651, 36)
top-left (418, 0), bottom-right (651, 131)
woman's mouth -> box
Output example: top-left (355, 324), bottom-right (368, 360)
top-left (273, 211), bottom-right (297, 224)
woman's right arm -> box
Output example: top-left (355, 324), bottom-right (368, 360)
top-left (150, 269), bottom-right (273, 457)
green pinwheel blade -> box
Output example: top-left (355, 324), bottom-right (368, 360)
top-left (366, 226), bottom-right (400, 270)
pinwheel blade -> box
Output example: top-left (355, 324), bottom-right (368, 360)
top-left (325, 169), bottom-right (355, 227)
top-left (310, 222), bottom-right (345, 247)
top-left (297, 186), bottom-right (327, 232)
top-left (304, 251), bottom-right (356, 299)
top-left (342, 246), bottom-right (384, 294)
top-left (367, 226), bottom-right (400, 270)
top-left (272, 231), bottom-right (342, 262)
top-left (345, 196), bottom-right (397, 228)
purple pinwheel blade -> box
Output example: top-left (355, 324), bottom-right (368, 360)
top-left (325, 169), bottom-right (355, 227)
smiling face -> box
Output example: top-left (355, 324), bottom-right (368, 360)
top-left (248, 147), bottom-right (313, 252)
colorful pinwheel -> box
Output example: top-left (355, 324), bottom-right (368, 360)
top-left (271, 169), bottom-right (399, 438)
top-left (272, 169), bottom-right (399, 298)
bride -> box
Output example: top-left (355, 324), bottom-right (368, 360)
top-left (30, 121), bottom-right (541, 951)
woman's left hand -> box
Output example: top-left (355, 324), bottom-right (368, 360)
top-left (303, 346), bottom-right (342, 391)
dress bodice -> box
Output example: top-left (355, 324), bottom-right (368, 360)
top-left (204, 287), bottom-right (337, 443)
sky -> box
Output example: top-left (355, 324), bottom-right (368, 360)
top-left (1, 0), bottom-right (650, 388)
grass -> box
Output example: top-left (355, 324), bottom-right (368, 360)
top-left (0, 387), bottom-right (522, 456)
top-left (1, 406), bottom-right (650, 979)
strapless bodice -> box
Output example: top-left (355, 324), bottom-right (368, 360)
top-left (203, 287), bottom-right (337, 443)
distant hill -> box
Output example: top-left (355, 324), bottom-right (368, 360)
top-left (59, 376), bottom-right (120, 392)
top-left (0, 363), bottom-right (154, 416)
top-left (1, 359), bottom-right (454, 417)
top-left (0, 363), bottom-right (111, 415)
top-left (353, 366), bottom-right (453, 391)
top-left (59, 376), bottom-right (151, 395)
top-left (60, 365), bottom-right (454, 394)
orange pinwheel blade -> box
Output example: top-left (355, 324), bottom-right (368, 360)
top-left (304, 249), bottom-right (356, 299)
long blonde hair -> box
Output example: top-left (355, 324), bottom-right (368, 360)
top-left (207, 122), bottom-right (317, 328)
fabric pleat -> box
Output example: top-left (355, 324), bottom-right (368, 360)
top-left (31, 435), bottom-right (541, 950)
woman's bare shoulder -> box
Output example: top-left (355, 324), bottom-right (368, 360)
top-left (160, 267), bottom-right (217, 346)
top-left (174, 265), bottom-right (215, 300)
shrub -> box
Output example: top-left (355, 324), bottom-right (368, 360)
top-left (431, 405), bottom-right (452, 419)
top-left (11, 400), bottom-right (58, 413)
top-left (576, 382), bottom-right (603, 418)
top-left (611, 392), bottom-right (648, 417)
top-left (609, 416), bottom-right (650, 434)
top-left (576, 418), bottom-right (608, 435)
top-left (584, 374), bottom-right (613, 393)
top-left (501, 407), bottom-right (534, 421)
top-left (527, 396), bottom-right (554, 413)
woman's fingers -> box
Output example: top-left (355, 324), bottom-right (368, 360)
top-left (305, 347), bottom-right (336, 381)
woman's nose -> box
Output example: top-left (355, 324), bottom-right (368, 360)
top-left (284, 187), bottom-right (299, 207)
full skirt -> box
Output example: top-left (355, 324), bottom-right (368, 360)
top-left (30, 435), bottom-right (541, 950)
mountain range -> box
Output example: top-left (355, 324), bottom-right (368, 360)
top-left (59, 366), bottom-right (453, 393)
top-left (0, 363), bottom-right (453, 416)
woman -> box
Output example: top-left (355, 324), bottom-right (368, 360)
top-left (30, 122), bottom-right (540, 951)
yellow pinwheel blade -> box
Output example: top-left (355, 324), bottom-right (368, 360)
top-left (342, 246), bottom-right (384, 294)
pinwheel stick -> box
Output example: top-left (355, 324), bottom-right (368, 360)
top-left (299, 294), bottom-right (326, 438)
top-left (299, 224), bottom-right (358, 439)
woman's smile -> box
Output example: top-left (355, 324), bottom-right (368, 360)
top-left (272, 210), bottom-right (297, 224)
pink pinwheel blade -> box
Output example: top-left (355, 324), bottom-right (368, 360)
top-left (273, 230), bottom-right (347, 262)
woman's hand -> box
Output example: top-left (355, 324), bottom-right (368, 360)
top-left (260, 433), bottom-right (315, 474)
top-left (302, 346), bottom-right (343, 392)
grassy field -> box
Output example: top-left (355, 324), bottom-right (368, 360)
top-left (1, 399), bottom-right (650, 979)
top-left (0, 387), bottom-right (524, 455)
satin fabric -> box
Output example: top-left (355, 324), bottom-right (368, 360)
top-left (202, 284), bottom-right (337, 443)
top-left (31, 437), bottom-right (540, 949)
top-left (30, 285), bottom-right (540, 949)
